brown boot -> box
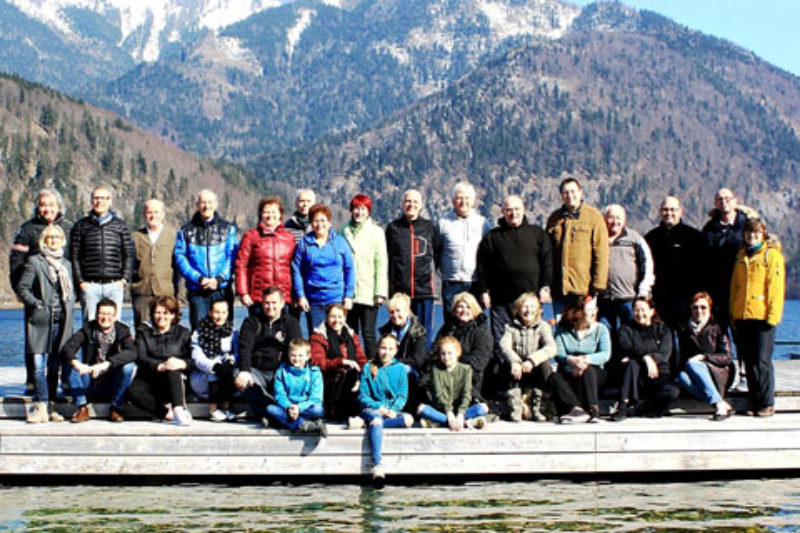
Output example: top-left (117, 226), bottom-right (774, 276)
top-left (71, 405), bottom-right (91, 423)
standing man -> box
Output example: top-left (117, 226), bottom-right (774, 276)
top-left (10, 188), bottom-right (72, 395)
top-left (546, 178), bottom-right (609, 314)
top-left (436, 181), bottom-right (491, 322)
top-left (174, 189), bottom-right (238, 330)
top-left (235, 286), bottom-right (302, 421)
top-left (70, 185), bottom-right (133, 321)
top-left (284, 188), bottom-right (316, 243)
top-left (645, 196), bottom-right (708, 329)
top-left (598, 204), bottom-right (654, 337)
top-left (476, 195), bottom-right (553, 347)
top-left (385, 189), bottom-right (439, 349)
top-left (131, 199), bottom-right (178, 328)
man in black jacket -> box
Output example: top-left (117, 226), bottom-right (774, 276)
top-left (234, 286), bottom-right (302, 419)
top-left (385, 189), bottom-right (439, 349)
top-left (476, 195), bottom-right (553, 346)
top-left (10, 188), bottom-right (72, 394)
top-left (645, 196), bottom-right (708, 330)
top-left (60, 299), bottom-right (137, 423)
top-left (70, 186), bottom-right (134, 321)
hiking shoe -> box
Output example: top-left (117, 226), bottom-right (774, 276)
top-left (109, 407), bottom-right (125, 423)
top-left (27, 402), bottom-right (48, 424)
top-left (71, 405), bottom-right (91, 423)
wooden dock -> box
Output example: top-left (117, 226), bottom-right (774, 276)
top-left (1, 362), bottom-right (800, 478)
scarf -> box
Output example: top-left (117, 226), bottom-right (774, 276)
top-left (746, 241), bottom-right (765, 255)
top-left (40, 246), bottom-right (72, 303)
top-left (325, 323), bottom-right (357, 361)
top-left (93, 211), bottom-right (113, 225)
top-left (94, 326), bottom-right (116, 363)
top-left (293, 212), bottom-right (310, 230)
top-left (196, 315), bottom-right (233, 358)
top-left (689, 316), bottom-right (709, 335)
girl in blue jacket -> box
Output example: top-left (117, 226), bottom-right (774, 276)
top-left (265, 339), bottom-right (327, 437)
top-left (358, 334), bottom-right (413, 480)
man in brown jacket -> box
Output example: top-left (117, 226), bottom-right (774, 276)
top-left (131, 199), bottom-right (178, 327)
top-left (546, 178), bottom-right (609, 315)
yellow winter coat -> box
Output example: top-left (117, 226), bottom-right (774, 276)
top-left (546, 204), bottom-right (609, 296)
top-left (729, 239), bottom-right (785, 326)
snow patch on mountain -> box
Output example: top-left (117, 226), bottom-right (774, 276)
top-left (286, 8), bottom-right (315, 62)
top-left (476, 0), bottom-right (578, 39)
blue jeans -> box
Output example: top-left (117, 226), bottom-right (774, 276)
top-left (265, 403), bottom-right (325, 430)
top-left (188, 287), bottom-right (233, 331)
top-left (598, 298), bottom-right (633, 339)
top-left (32, 352), bottom-right (59, 403)
top-left (441, 281), bottom-right (473, 322)
top-left (306, 304), bottom-right (328, 333)
top-left (679, 360), bottom-right (723, 405)
top-left (80, 281), bottom-right (124, 321)
top-left (418, 403), bottom-right (488, 425)
top-left (411, 298), bottom-right (435, 350)
top-left (68, 362), bottom-right (137, 408)
top-left (361, 408), bottom-right (409, 466)
top-left (238, 368), bottom-right (275, 416)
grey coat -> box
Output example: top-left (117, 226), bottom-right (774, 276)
top-left (17, 254), bottom-right (75, 355)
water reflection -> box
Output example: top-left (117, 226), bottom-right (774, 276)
top-left (0, 479), bottom-right (799, 531)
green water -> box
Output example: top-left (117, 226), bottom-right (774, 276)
top-left (1, 479), bottom-right (798, 531)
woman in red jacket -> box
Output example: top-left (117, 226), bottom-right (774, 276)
top-left (311, 303), bottom-right (367, 421)
top-left (235, 196), bottom-right (296, 316)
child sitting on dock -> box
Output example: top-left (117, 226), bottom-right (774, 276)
top-left (265, 339), bottom-right (327, 437)
top-left (189, 299), bottom-right (239, 422)
top-left (358, 334), bottom-right (414, 481)
top-left (417, 336), bottom-right (489, 430)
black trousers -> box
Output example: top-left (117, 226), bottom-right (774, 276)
top-left (550, 365), bottom-right (607, 416)
top-left (127, 370), bottom-right (187, 418)
top-left (617, 359), bottom-right (680, 416)
top-left (734, 320), bottom-right (776, 408)
top-left (346, 303), bottom-right (379, 359)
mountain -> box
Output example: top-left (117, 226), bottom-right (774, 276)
top-left (90, 0), bottom-right (581, 158)
top-left (247, 2), bottom-right (800, 293)
top-left (0, 73), bottom-right (276, 305)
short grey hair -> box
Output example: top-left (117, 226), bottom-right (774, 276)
top-left (603, 204), bottom-right (626, 217)
top-left (196, 189), bottom-right (218, 203)
top-left (295, 188), bottom-right (315, 202)
top-left (35, 188), bottom-right (64, 211)
top-left (451, 181), bottom-right (476, 200)
top-left (144, 198), bottom-right (165, 212)
top-left (91, 185), bottom-right (113, 201)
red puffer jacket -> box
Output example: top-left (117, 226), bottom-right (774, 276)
top-left (235, 222), bottom-right (296, 303)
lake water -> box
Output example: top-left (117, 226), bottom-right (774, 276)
top-left (1, 478), bottom-right (800, 531)
top-left (1, 303), bottom-right (799, 530)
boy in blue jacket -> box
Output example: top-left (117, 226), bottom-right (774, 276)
top-left (265, 339), bottom-right (327, 437)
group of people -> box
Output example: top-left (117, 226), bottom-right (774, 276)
top-left (8, 180), bottom-right (785, 479)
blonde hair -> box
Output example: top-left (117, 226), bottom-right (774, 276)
top-left (511, 292), bottom-right (541, 322)
top-left (288, 338), bottom-right (311, 356)
top-left (437, 336), bottom-right (462, 358)
top-left (450, 292), bottom-right (482, 318)
top-left (38, 224), bottom-right (66, 250)
top-left (386, 292), bottom-right (411, 312)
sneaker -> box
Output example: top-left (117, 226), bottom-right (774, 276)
top-left (610, 409), bottom-right (627, 422)
top-left (48, 402), bottom-right (65, 423)
top-left (299, 420), bottom-right (318, 434)
top-left (347, 416), bottom-right (365, 430)
top-left (371, 464), bottom-right (385, 480)
top-left (71, 405), bottom-right (91, 423)
top-left (227, 410), bottom-right (247, 422)
top-left (419, 418), bottom-right (433, 429)
top-left (559, 407), bottom-right (589, 424)
top-left (27, 402), bottom-right (48, 424)
top-left (210, 409), bottom-right (229, 422)
top-left (735, 376), bottom-right (749, 393)
top-left (260, 417), bottom-right (270, 429)
top-left (402, 413), bottom-right (414, 428)
top-left (587, 406), bottom-right (601, 424)
top-left (317, 420), bottom-right (329, 438)
top-left (173, 406), bottom-right (192, 426)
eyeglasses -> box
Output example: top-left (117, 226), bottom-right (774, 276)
top-left (92, 196), bottom-right (111, 201)
top-left (691, 305), bottom-right (709, 310)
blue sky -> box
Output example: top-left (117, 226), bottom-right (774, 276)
top-left (571, 0), bottom-right (800, 77)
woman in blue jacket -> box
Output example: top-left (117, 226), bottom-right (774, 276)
top-left (358, 334), bottom-right (413, 481)
top-left (291, 204), bottom-right (355, 332)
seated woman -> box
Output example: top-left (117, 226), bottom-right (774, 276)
top-left (17, 224), bottom-right (75, 423)
top-left (266, 339), bottom-right (327, 436)
top-left (678, 292), bottom-right (735, 420)
top-left (189, 299), bottom-right (238, 422)
top-left (310, 303), bottom-right (367, 421)
top-left (432, 292), bottom-right (492, 406)
top-left (550, 296), bottom-right (611, 423)
top-left (611, 296), bottom-right (680, 421)
top-left (417, 336), bottom-right (489, 430)
top-left (359, 334), bottom-right (413, 481)
top-left (127, 296), bottom-right (194, 425)
top-left (499, 292), bottom-right (556, 422)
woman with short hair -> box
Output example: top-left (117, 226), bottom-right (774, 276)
top-left (291, 204), bottom-right (356, 331)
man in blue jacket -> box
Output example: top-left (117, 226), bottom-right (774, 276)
top-left (174, 189), bottom-right (238, 329)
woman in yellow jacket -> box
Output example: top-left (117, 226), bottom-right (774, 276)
top-left (729, 218), bottom-right (785, 417)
